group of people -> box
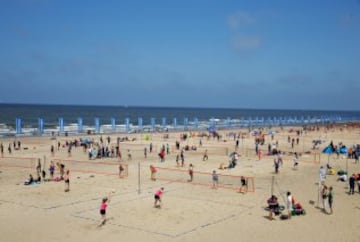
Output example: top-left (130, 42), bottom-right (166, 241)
top-left (23, 160), bottom-right (70, 192)
top-left (266, 191), bottom-right (305, 220)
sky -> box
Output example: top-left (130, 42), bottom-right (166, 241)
top-left (0, 0), bottom-right (359, 111)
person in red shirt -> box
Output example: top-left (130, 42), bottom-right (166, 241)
top-left (99, 191), bottom-right (114, 226)
top-left (154, 187), bottom-right (164, 208)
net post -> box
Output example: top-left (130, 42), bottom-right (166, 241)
top-left (138, 161), bottom-right (141, 194)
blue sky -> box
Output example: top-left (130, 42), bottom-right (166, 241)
top-left (0, 0), bottom-right (359, 110)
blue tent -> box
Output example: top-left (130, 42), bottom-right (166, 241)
top-left (339, 146), bottom-right (348, 154)
top-left (322, 146), bottom-right (333, 154)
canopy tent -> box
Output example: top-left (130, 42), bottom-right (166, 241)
top-left (322, 146), bottom-right (333, 154)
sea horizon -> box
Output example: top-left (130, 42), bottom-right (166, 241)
top-left (1, 102), bottom-right (359, 113)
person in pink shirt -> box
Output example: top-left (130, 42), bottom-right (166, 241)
top-left (99, 191), bottom-right (114, 226)
top-left (154, 187), bottom-right (164, 208)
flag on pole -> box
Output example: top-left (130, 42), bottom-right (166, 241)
top-left (78, 117), bottom-right (83, 133)
top-left (58, 117), bottom-right (64, 133)
top-left (184, 117), bottom-right (189, 130)
top-left (38, 118), bottom-right (44, 134)
top-left (151, 117), bottom-right (155, 131)
top-left (16, 118), bottom-right (22, 134)
top-left (193, 117), bottom-right (198, 129)
top-left (125, 118), bottom-right (130, 132)
top-left (95, 117), bottom-right (100, 134)
top-left (138, 117), bottom-right (143, 130)
top-left (111, 118), bottom-right (116, 132)
top-left (173, 118), bottom-right (177, 129)
top-left (162, 117), bottom-right (166, 129)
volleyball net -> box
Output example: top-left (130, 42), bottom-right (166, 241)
top-left (0, 156), bottom-right (38, 169)
top-left (170, 146), bottom-right (229, 157)
top-left (242, 148), bottom-right (320, 164)
top-left (150, 166), bottom-right (255, 192)
top-left (52, 158), bottom-right (129, 177)
top-left (0, 156), bottom-right (129, 177)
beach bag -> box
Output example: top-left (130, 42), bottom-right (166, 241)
top-left (328, 168), bottom-right (336, 175)
top-left (337, 170), bottom-right (347, 176)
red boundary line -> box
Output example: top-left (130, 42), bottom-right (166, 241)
top-left (1, 156), bottom-right (39, 160)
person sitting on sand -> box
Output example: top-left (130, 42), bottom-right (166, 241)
top-left (219, 162), bottom-right (227, 170)
top-left (267, 195), bottom-right (279, 220)
top-left (337, 173), bottom-right (347, 182)
top-left (24, 174), bottom-right (34, 185)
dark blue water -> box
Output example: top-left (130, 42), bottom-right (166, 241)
top-left (0, 103), bottom-right (359, 128)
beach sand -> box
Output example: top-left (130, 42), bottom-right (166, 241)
top-left (1, 124), bottom-right (360, 242)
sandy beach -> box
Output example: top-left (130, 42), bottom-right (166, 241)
top-left (1, 124), bottom-right (360, 242)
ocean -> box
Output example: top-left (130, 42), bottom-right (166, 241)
top-left (0, 103), bottom-right (359, 136)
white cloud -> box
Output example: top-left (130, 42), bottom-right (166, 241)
top-left (228, 11), bottom-right (256, 31)
top-left (232, 35), bottom-right (261, 51)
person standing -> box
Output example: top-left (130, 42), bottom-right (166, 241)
top-left (150, 165), bottom-right (157, 181)
top-left (212, 170), bottom-right (219, 189)
top-left (99, 191), bottom-right (114, 226)
top-left (349, 174), bottom-right (355, 195)
top-left (49, 161), bottom-right (55, 179)
top-left (64, 169), bottom-right (70, 192)
top-left (202, 149), bottom-right (208, 161)
top-left (180, 149), bottom-right (185, 167)
top-left (154, 187), bottom-right (164, 208)
top-left (293, 153), bottom-right (299, 170)
top-left (321, 183), bottom-right (328, 211)
top-left (144, 147), bottom-right (147, 159)
top-left (0, 143), bottom-right (3, 157)
top-left (286, 191), bottom-right (294, 217)
top-left (239, 176), bottom-right (248, 193)
top-left (274, 158), bottom-right (280, 174)
top-left (50, 145), bottom-right (55, 156)
top-left (319, 166), bottom-right (326, 182)
top-left (328, 186), bottom-right (333, 214)
top-left (36, 158), bottom-right (41, 177)
top-left (188, 163), bottom-right (194, 182)
top-left (119, 164), bottom-right (125, 178)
